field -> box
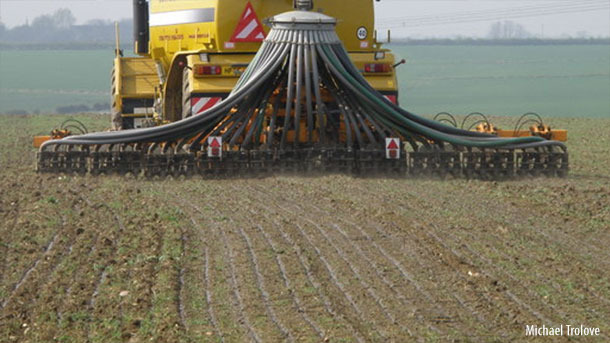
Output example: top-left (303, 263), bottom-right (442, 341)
top-left (0, 49), bottom-right (113, 114)
top-left (392, 44), bottom-right (610, 118)
top-left (1, 113), bottom-right (609, 342)
top-left (1, 45), bottom-right (609, 117)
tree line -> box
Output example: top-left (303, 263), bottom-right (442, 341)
top-left (0, 9), bottom-right (133, 48)
top-left (1, 9), bottom-right (607, 48)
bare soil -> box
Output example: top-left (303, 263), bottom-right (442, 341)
top-left (1, 114), bottom-right (608, 342)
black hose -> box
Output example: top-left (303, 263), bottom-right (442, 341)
top-left (60, 118), bottom-right (89, 133)
top-left (460, 112), bottom-right (490, 130)
top-left (61, 125), bottom-right (87, 135)
top-left (280, 34), bottom-right (298, 150)
top-left (433, 112), bottom-right (457, 128)
top-left (293, 30), bottom-right (304, 147)
top-left (513, 112), bottom-right (544, 134)
top-left (328, 42), bottom-right (495, 138)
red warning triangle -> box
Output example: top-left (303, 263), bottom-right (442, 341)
top-left (387, 139), bottom-right (399, 149)
top-left (230, 2), bottom-right (266, 43)
top-left (210, 138), bottom-right (221, 148)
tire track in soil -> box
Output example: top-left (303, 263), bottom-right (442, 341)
top-left (298, 214), bottom-right (413, 337)
top-left (425, 228), bottom-right (553, 324)
top-left (1, 206), bottom-right (78, 342)
top-left (172, 191), bottom-right (254, 341)
top-left (240, 188), bottom-right (386, 341)
top-left (178, 221), bottom-right (188, 331)
top-left (341, 216), bottom-right (480, 329)
top-left (1, 181), bottom-right (87, 319)
top-left (184, 200), bottom-right (263, 343)
top-left (182, 184), bottom-right (351, 342)
top-left (330, 223), bottom-right (411, 309)
top-left (290, 220), bottom-right (383, 338)
top-left (1, 231), bottom-right (67, 342)
top-left (110, 204), bottom-right (154, 342)
top-left (82, 196), bottom-right (125, 341)
top-left (238, 226), bottom-right (297, 343)
top-left (404, 222), bottom-right (607, 333)
top-left (18, 213), bottom-right (78, 318)
top-left (445, 220), bottom-right (610, 322)
top-left (367, 181), bottom-right (607, 334)
top-left (87, 211), bottom-right (123, 309)
top-left (503, 186), bottom-right (610, 262)
top-left (215, 215), bottom-right (263, 343)
top-left (247, 181), bottom-right (533, 339)
top-left (25, 207), bottom-right (103, 341)
top-left (332, 219), bottom-right (470, 327)
top-left (235, 192), bottom-right (364, 343)
top-left (109, 186), bottom-right (187, 342)
top-left (138, 213), bottom-right (164, 323)
top-left (226, 188), bottom-right (359, 341)
top-left (0, 181), bottom-right (60, 308)
top-left (245, 183), bottom-right (448, 335)
top-left (369, 201), bottom-right (548, 338)
top-left (204, 247), bottom-right (225, 343)
top-left (377, 221), bottom-right (521, 337)
top-left (56, 229), bottom-right (100, 324)
top-left (339, 180), bottom-right (593, 326)
top-left (535, 228), bottom-right (610, 268)
top-left (249, 184), bottom-right (437, 303)
top-left (267, 181), bottom-right (516, 339)
top-left (270, 191), bottom-right (438, 336)
top-left (407, 182), bottom-right (610, 271)
top-left (85, 186), bottom-right (173, 342)
top-left (426, 225), bottom-right (609, 341)
top-left (252, 221), bottom-right (326, 339)
top-left (193, 194), bottom-right (303, 342)
top-left (184, 215), bottom-right (225, 342)
top-left (244, 206), bottom-right (367, 343)
top-left (373, 217), bottom-right (522, 337)
top-left (0, 201), bottom-right (20, 292)
top-left (124, 206), bottom-right (164, 341)
top-left (1, 230), bottom-right (60, 310)
top-left (37, 216), bottom-right (74, 285)
top-left (57, 184), bottom-right (156, 341)
top-left (220, 183), bottom-right (360, 340)
top-left (327, 193), bottom-right (551, 339)
top-left (321, 208), bottom-right (470, 333)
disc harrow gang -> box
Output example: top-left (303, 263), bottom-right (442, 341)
top-left (37, 9), bottom-right (568, 180)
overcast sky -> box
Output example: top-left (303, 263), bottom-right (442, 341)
top-left (0, 0), bottom-right (609, 38)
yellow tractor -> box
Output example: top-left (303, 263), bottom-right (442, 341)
top-left (112, 0), bottom-right (399, 130)
top-left (36, 0), bottom-right (568, 178)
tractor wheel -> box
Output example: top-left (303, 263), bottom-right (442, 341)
top-left (182, 67), bottom-right (193, 119)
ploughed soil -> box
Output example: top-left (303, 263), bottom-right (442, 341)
top-left (1, 114), bottom-right (608, 342)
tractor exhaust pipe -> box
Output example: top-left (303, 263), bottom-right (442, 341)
top-left (133, 0), bottom-right (149, 54)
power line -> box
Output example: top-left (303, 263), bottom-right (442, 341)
top-left (379, 0), bottom-right (607, 23)
top-left (378, 0), bottom-right (601, 1)
top-left (377, 2), bottom-right (609, 28)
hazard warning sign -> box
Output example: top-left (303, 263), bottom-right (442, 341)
top-left (385, 138), bottom-right (401, 159)
top-left (191, 97), bottom-right (223, 116)
top-left (208, 136), bottom-right (222, 158)
top-left (230, 2), bottom-right (266, 43)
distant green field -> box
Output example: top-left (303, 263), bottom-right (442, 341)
top-left (0, 49), bottom-right (113, 113)
top-left (390, 44), bottom-right (610, 118)
top-left (1, 45), bottom-right (609, 117)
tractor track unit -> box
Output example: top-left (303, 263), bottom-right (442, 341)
top-left (36, 0), bottom-right (569, 179)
